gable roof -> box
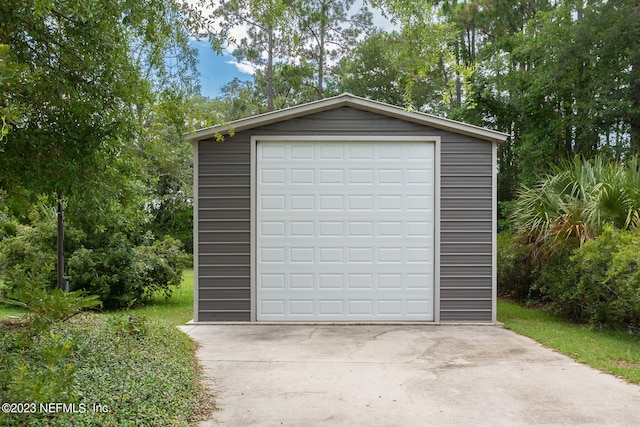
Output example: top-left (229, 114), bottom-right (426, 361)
top-left (186, 92), bottom-right (509, 144)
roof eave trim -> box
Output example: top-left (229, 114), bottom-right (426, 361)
top-left (184, 96), bottom-right (352, 143)
top-left (185, 93), bottom-right (509, 143)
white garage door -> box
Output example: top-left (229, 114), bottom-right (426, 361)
top-left (256, 140), bottom-right (435, 321)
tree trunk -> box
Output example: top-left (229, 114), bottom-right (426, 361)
top-left (630, 3), bottom-right (640, 154)
top-left (56, 193), bottom-right (67, 291)
top-left (318, 20), bottom-right (325, 100)
top-left (267, 24), bottom-right (274, 112)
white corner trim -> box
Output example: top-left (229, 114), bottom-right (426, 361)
top-left (433, 136), bottom-right (442, 323)
top-left (193, 140), bottom-right (200, 322)
top-left (250, 137), bottom-right (258, 322)
top-left (492, 141), bottom-right (498, 323)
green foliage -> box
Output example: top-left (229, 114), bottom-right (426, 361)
top-left (1, 201), bottom-right (189, 311)
top-left (0, 0), bottom-right (206, 262)
top-left (365, 0), bottom-right (465, 113)
top-left (0, 328), bottom-right (78, 410)
top-left (133, 236), bottom-right (190, 299)
top-left (331, 30), bottom-right (435, 108)
top-left (0, 209), bottom-right (18, 239)
top-left (0, 43), bottom-right (25, 146)
top-left (510, 156), bottom-right (640, 262)
top-left (568, 226), bottom-right (640, 330)
top-left (0, 280), bottom-right (102, 421)
top-left (0, 314), bottom-right (212, 426)
top-left (504, 157), bottom-right (640, 330)
top-left (0, 204), bottom-right (85, 293)
top-left (529, 244), bottom-right (580, 317)
top-left (68, 235), bottom-right (188, 309)
top-left (0, 225), bottom-right (57, 293)
top-left (523, 226), bottom-right (640, 330)
top-left (2, 281), bottom-right (101, 326)
top-left (496, 233), bottom-right (535, 301)
top-left (140, 98), bottom-right (195, 253)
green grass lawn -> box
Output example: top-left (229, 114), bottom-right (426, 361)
top-left (498, 299), bottom-right (640, 384)
top-left (104, 269), bottom-right (195, 326)
top-left (1, 270), bottom-right (195, 325)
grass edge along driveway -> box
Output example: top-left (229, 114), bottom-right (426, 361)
top-left (498, 299), bottom-right (640, 384)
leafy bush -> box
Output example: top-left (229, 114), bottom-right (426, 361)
top-left (0, 206), bottom-right (85, 294)
top-left (1, 202), bottom-right (189, 310)
top-left (0, 314), bottom-right (213, 426)
top-left (536, 226), bottom-right (640, 330)
top-left (133, 236), bottom-right (189, 299)
top-left (0, 224), bottom-right (56, 293)
top-left (0, 326), bottom-right (78, 408)
top-left (503, 156), bottom-right (640, 331)
top-left (530, 245), bottom-right (580, 317)
top-left (497, 232), bottom-right (536, 300)
top-left (0, 209), bottom-right (18, 240)
top-left (0, 283), bottom-right (103, 422)
top-left (2, 278), bottom-right (101, 326)
top-left (571, 226), bottom-right (640, 330)
top-left (68, 235), bottom-right (188, 309)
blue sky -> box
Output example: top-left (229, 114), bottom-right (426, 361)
top-left (191, 39), bottom-right (253, 99)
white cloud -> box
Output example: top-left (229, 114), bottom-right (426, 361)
top-left (226, 59), bottom-right (259, 75)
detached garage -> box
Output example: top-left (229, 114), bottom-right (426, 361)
top-left (187, 93), bottom-right (508, 323)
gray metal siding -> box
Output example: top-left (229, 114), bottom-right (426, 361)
top-left (440, 140), bottom-right (493, 322)
top-left (198, 139), bottom-right (251, 321)
top-left (196, 106), bottom-right (494, 322)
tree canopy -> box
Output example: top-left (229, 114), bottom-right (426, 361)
top-left (2, 0), bottom-right (639, 263)
top-left (0, 0), bottom-right (208, 224)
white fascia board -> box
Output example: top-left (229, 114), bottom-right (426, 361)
top-left (185, 96), bottom-right (352, 143)
top-left (192, 140), bottom-right (199, 322)
top-left (185, 93), bottom-right (510, 144)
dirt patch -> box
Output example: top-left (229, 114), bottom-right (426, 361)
top-left (613, 360), bottom-right (640, 370)
top-left (0, 316), bottom-right (28, 329)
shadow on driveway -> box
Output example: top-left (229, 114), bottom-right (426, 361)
top-left (180, 325), bottom-right (640, 426)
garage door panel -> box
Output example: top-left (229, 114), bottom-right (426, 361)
top-left (259, 221), bottom-right (433, 240)
top-left (259, 295), bottom-right (434, 321)
top-left (257, 141), bottom-right (435, 321)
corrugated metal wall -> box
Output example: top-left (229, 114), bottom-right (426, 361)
top-left (440, 140), bottom-right (493, 322)
top-left (196, 107), bottom-right (494, 322)
top-left (197, 140), bottom-right (251, 320)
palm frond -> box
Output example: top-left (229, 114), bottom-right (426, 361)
top-left (509, 155), bottom-right (640, 263)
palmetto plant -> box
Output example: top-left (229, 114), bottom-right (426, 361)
top-left (510, 156), bottom-right (640, 262)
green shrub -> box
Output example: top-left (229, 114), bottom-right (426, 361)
top-left (1, 202), bottom-right (189, 310)
top-left (530, 244), bottom-right (580, 318)
top-left (0, 207), bottom-right (85, 294)
top-left (0, 224), bottom-right (56, 293)
top-left (68, 235), bottom-right (188, 309)
top-left (0, 210), bottom-right (18, 240)
top-left (1, 328), bottom-right (78, 406)
top-left (534, 226), bottom-right (640, 330)
top-left (133, 236), bottom-right (189, 300)
top-left (0, 314), bottom-right (212, 426)
top-left (571, 226), bottom-right (640, 330)
top-left (0, 283), bottom-right (102, 424)
top-left (497, 232), bottom-right (536, 301)
top-left (2, 277), bottom-right (101, 326)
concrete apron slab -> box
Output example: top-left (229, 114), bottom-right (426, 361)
top-left (181, 325), bottom-right (640, 426)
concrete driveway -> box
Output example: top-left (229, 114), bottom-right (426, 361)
top-left (180, 324), bottom-right (640, 426)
